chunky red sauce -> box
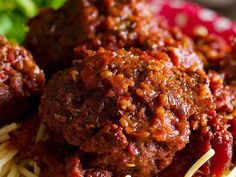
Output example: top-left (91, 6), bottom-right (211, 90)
top-left (5, 0), bottom-right (236, 177)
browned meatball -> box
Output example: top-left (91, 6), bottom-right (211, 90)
top-left (0, 36), bottom-right (45, 125)
top-left (39, 48), bottom-right (214, 177)
top-left (219, 40), bottom-right (236, 84)
top-left (25, 0), bottom-right (202, 76)
top-left (193, 33), bottom-right (230, 67)
top-left (193, 31), bottom-right (236, 84)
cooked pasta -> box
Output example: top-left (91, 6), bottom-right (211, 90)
top-left (0, 123), bottom-right (45, 177)
top-left (0, 123), bottom-right (235, 177)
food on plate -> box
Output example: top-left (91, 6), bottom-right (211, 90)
top-left (39, 48), bottom-right (214, 176)
top-left (0, 36), bottom-right (45, 125)
top-left (0, 0), bottom-right (235, 177)
top-left (24, 0), bottom-right (202, 76)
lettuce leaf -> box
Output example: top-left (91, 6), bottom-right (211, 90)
top-left (0, 0), bottom-right (65, 43)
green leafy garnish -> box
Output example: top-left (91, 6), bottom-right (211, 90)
top-left (0, 0), bottom-right (65, 43)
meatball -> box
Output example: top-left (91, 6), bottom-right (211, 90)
top-left (193, 32), bottom-right (230, 69)
top-left (0, 36), bottom-right (45, 125)
top-left (39, 48), bottom-right (214, 177)
top-left (25, 0), bottom-right (202, 76)
top-left (219, 40), bottom-right (236, 84)
top-left (193, 31), bottom-right (236, 84)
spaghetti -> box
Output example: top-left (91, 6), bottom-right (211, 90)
top-left (0, 123), bottom-right (235, 177)
top-left (0, 123), bottom-right (44, 177)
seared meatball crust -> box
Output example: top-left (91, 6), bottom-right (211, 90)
top-left (25, 0), bottom-right (201, 76)
top-left (40, 48), bottom-right (214, 177)
top-left (0, 36), bottom-right (45, 125)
